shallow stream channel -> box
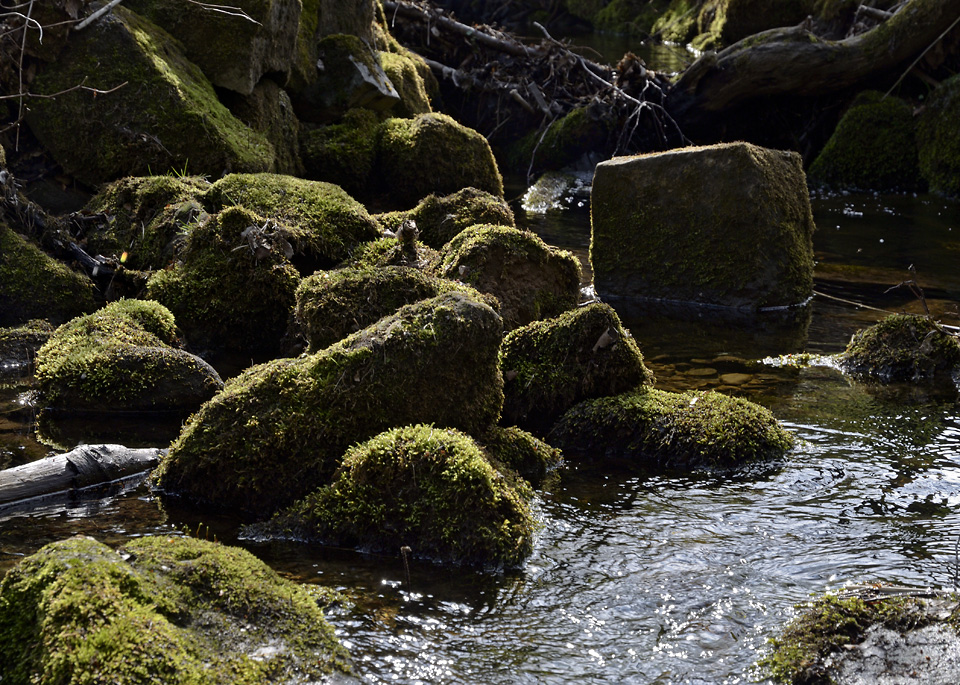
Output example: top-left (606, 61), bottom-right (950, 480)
top-left (3, 183), bottom-right (960, 684)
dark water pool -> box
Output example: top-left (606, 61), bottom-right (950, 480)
top-left (2, 189), bottom-right (960, 684)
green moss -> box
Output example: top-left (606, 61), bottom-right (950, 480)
top-left (501, 302), bottom-right (654, 434)
top-left (436, 224), bottom-right (582, 330)
top-left (509, 106), bottom-right (614, 174)
top-left (0, 535), bottom-right (350, 684)
top-left (0, 224), bottom-right (99, 327)
top-left (651, 0), bottom-right (700, 43)
top-left (26, 7), bottom-right (275, 185)
top-left (476, 425), bottom-right (562, 487)
top-left (809, 92), bottom-right (921, 192)
top-left (379, 50), bottom-right (432, 117)
top-left (290, 0), bottom-right (321, 93)
top-left (34, 299), bottom-right (222, 411)
top-left (691, 0), bottom-right (817, 50)
top-left (269, 425), bottom-right (536, 568)
top-left (300, 108), bottom-right (381, 198)
top-left (840, 314), bottom-right (960, 382)
top-left (552, 387), bottom-right (795, 468)
top-left (0, 320), bottom-right (55, 366)
top-left (918, 74), bottom-right (960, 197)
top-left (594, 0), bottom-right (671, 35)
top-left (153, 292), bottom-right (505, 517)
top-left (378, 113), bottom-right (504, 207)
top-left (346, 236), bottom-right (442, 271)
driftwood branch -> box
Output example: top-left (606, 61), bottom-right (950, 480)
top-left (74, 0), bottom-right (123, 30)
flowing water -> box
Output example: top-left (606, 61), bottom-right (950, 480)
top-left (2, 188), bottom-right (960, 684)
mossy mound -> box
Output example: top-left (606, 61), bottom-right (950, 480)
top-left (436, 224), bottom-right (581, 330)
top-left (84, 175), bottom-right (212, 270)
top-left (918, 74), bottom-right (960, 197)
top-left (346, 236), bottom-right (442, 270)
top-left (809, 92), bottom-right (921, 192)
top-left (839, 314), bottom-right (960, 383)
top-left (153, 292), bottom-right (505, 517)
top-left (35, 299), bottom-right (223, 412)
top-left (202, 172), bottom-right (381, 270)
top-left (501, 302), bottom-right (655, 434)
top-left (300, 108), bottom-right (381, 198)
top-left (510, 106), bottom-right (614, 175)
top-left (380, 50), bottom-right (433, 117)
top-left (269, 425), bottom-right (536, 568)
top-left (0, 536), bottom-right (349, 685)
top-left (0, 224), bottom-right (98, 327)
top-left (0, 320), bottom-right (54, 367)
top-left (377, 187), bottom-right (516, 250)
top-left (295, 265), bottom-right (496, 351)
top-left (145, 206), bottom-right (302, 355)
top-left (25, 7), bottom-right (275, 185)
top-left (476, 425), bottom-right (562, 487)
top-left (552, 387), bottom-right (794, 468)
top-left (378, 113), bottom-right (504, 207)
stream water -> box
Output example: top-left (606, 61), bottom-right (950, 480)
top-left (2, 187), bottom-right (960, 684)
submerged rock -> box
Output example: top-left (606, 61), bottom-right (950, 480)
top-left (591, 142), bottom-right (815, 311)
top-left (551, 387), bottom-right (794, 468)
top-left (266, 425), bottom-right (536, 568)
top-left (0, 536), bottom-right (349, 684)
top-left (839, 314), bottom-right (960, 383)
top-left (436, 224), bottom-right (581, 330)
top-left (35, 300), bottom-right (223, 413)
top-left (153, 292), bottom-right (504, 517)
top-left (500, 302), bottom-right (655, 434)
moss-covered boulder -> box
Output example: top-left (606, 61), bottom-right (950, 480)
top-left (35, 300), bottom-right (222, 413)
top-left (918, 73), bottom-right (960, 197)
top-left (552, 387), bottom-right (794, 468)
top-left (267, 425), bottom-right (536, 568)
top-left (591, 142), bottom-right (815, 310)
top-left (691, 0), bottom-right (817, 50)
top-left (839, 314), bottom-right (960, 383)
top-left (346, 236), bottom-right (442, 270)
top-left (153, 292), bottom-right (504, 517)
top-left (0, 536), bottom-right (349, 684)
top-left (202, 172), bottom-right (381, 270)
top-left (317, 0), bottom-right (377, 43)
top-left (295, 265), bottom-right (496, 351)
top-left (25, 7), bottom-right (275, 185)
top-left (220, 79), bottom-right (305, 176)
top-left (509, 105), bottom-right (614, 175)
top-left (500, 302), bottom-right (655, 434)
top-left (144, 206), bottom-right (302, 354)
top-left (376, 187), bottom-right (515, 249)
top-left (809, 91), bottom-right (921, 192)
top-left (300, 108), bottom-right (381, 197)
top-left (125, 0), bottom-right (301, 95)
top-left (378, 113), bottom-right (504, 207)
top-left (380, 49), bottom-right (433, 117)
top-left (436, 224), bottom-right (581, 330)
top-left (0, 320), bottom-right (54, 369)
top-left (0, 224), bottom-right (98, 327)
top-left (476, 425), bottom-right (562, 487)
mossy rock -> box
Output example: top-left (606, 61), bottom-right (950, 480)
top-left (509, 106), bottom-right (614, 175)
top-left (267, 424), bottom-right (536, 568)
top-left (651, 0), bottom-right (701, 43)
top-left (153, 292), bottom-right (505, 517)
top-left (35, 299), bottom-right (223, 412)
top-left (25, 7), bottom-right (275, 186)
top-left (0, 319), bottom-right (54, 368)
top-left (376, 187), bottom-right (515, 250)
top-left (591, 142), bottom-right (815, 310)
top-left (839, 314), bottom-right (960, 383)
top-left (378, 113), bottom-right (504, 207)
top-left (317, 0), bottom-right (377, 43)
top-left (436, 224), bottom-right (582, 330)
top-left (918, 74), bottom-right (960, 197)
top-left (202, 172), bottom-right (381, 270)
top-left (809, 91), bottom-right (921, 192)
top-left (295, 265), bottom-right (496, 351)
top-left (593, 0), bottom-right (671, 35)
top-left (552, 387), bottom-right (794, 468)
top-left (346, 236), bottom-right (442, 270)
top-left (380, 49), bottom-right (433, 117)
top-left (693, 0), bottom-right (817, 50)
top-left (0, 535), bottom-right (350, 685)
top-left (300, 108), bottom-right (381, 198)
top-left (0, 223), bottom-right (98, 327)
top-left (476, 425), bottom-right (562, 487)
top-left (144, 206), bottom-right (302, 355)
top-left (220, 79), bottom-right (305, 176)
top-left (501, 302), bottom-right (655, 434)
top-left (84, 175), bottom-right (212, 270)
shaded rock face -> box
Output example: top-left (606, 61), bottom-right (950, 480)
top-left (318, 0), bottom-right (377, 43)
top-left (153, 292), bottom-right (505, 517)
top-left (35, 300), bottom-right (223, 413)
top-left (300, 107), bottom-right (381, 197)
top-left (220, 78), bottom-right (305, 176)
top-left (500, 302), bottom-right (654, 435)
top-left (0, 320), bottom-right (54, 369)
top-left (590, 142), bottom-right (815, 311)
top-left (26, 7), bottom-right (275, 185)
top-left (0, 536), bottom-right (349, 684)
top-left (839, 314), bottom-right (960, 383)
top-left (918, 73), bottom-right (960, 197)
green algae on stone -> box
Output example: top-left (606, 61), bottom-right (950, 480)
top-left (809, 91), bottom-right (921, 192)
top-left (476, 425), bottom-right (562, 487)
top-left (552, 387), bottom-right (794, 468)
top-left (25, 7), bottom-right (275, 186)
top-left (35, 299), bottom-right (223, 412)
top-left (0, 223), bottom-right (98, 327)
top-left (918, 74), bottom-right (960, 197)
top-left (153, 292), bottom-right (505, 517)
top-left (300, 108), bottom-right (381, 198)
top-left (268, 424), bottom-right (536, 568)
top-left (0, 535), bottom-right (350, 685)
top-left (839, 313), bottom-right (960, 383)
top-left (501, 302), bottom-right (655, 434)
top-left (436, 224), bottom-right (582, 330)
top-left (378, 113), bottom-right (504, 207)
